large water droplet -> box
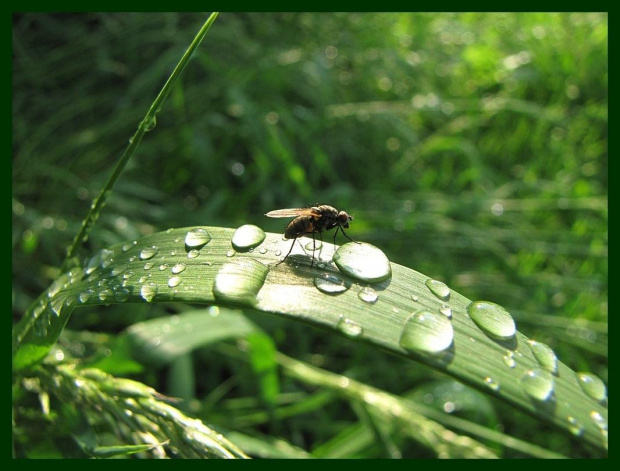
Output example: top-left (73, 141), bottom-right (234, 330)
top-left (425, 279), bottom-right (450, 301)
top-left (212, 259), bottom-right (268, 306)
top-left (140, 283), bottom-right (158, 302)
top-left (333, 242), bottom-right (391, 283)
top-left (521, 368), bottom-right (554, 401)
top-left (357, 286), bottom-right (378, 304)
top-left (399, 310), bottom-right (454, 354)
top-left (337, 316), bottom-right (363, 338)
top-left (527, 340), bottom-right (558, 374)
top-left (185, 228), bottom-right (212, 249)
top-left (467, 300), bottom-right (516, 339)
top-left (231, 224), bottom-right (266, 251)
top-left (314, 273), bottom-right (351, 294)
top-left (140, 246), bottom-right (159, 260)
top-left (577, 373), bottom-right (607, 402)
top-left (171, 262), bottom-right (187, 274)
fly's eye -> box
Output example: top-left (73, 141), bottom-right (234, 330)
top-left (338, 211), bottom-right (353, 225)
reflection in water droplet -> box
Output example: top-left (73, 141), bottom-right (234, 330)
top-left (314, 273), bottom-right (350, 294)
top-left (503, 351), bottom-right (516, 368)
top-left (521, 368), bottom-right (554, 401)
top-left (172, 263), bottom-right (187, 274)
top-left (232, 224), bottom-right (266, 251)
top-left (212, 259), bottom-right (268, 306)
top-left (140, 246), bottom-right (159, 260)
top-left (399, 310), bottom-right (454, 354)
top-left (467, 300), bottom-right (516, 339)
top-left (590, 410), bottom-right (608, 431)
top-left (425, 279), bottom-right (450, 301)
top-left (168, 276), bottom-right (182, 288)
top-left (527, 340), bottom-right (558, 374)
top-left (337, 316), bottom-right (363, 338)
top-left (567, 416), bottom-right (584, 436)
top-left (333, 242), bottom-right (391, 283)
top-left (140, 283), bottom-right (158, 302)
top-left (185, 228), bottom-right (212, 249)
top-left (577, 373), bottom-right (607, 402)
top-left (484, 377), bottom-right (500, 391)
top-left (358, 287), bottom-right (378, 304)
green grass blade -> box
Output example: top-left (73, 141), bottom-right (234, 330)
top-left (14, 226), bottom-right (607, 453)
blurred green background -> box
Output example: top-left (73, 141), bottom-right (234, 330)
top-left (12, 13), bottom-right (607, 458)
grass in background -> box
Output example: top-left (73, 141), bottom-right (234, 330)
top-left (12, 12), bottom-right (607, 458)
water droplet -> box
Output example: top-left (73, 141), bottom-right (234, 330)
top-left (567, 416), bottom-right (584, 436)
top-left (226, 250), bottom-right (236, 258)
top-left (521, 368), bottom-right (554, 401)
top-left (114, 289), bottom-right (129, 302)
top-left (484, 377), bottom-right (500, 391)
top-left (503, 351), bottom-right (516, 368)
top-left (140, 246), bottom-right (159, 260)
top-left (98, 289), bottom-right (112, 302)
top-left (589, 410), bottom-right (608, 430)
top-left (111, 264), bottom-right (129, 276)
top-left (411, 294), bottom-right (419, 302)
top-left (144, 116), bottom-right (156, 132)
top-left (337, 316), bottom-right (363, 338)
top-left (358, 286), bottom-right (378, 304)
top-left (305, 239), bottom-right (323, 251)
top-left (259, 247), bottom-right (267, 254)
top-left (425, 279), bottom-right (450, 301)
top-left (314, 273), bottom-right (351, 294)
top-left (168, 276), bottom-right (182, 288)
top-left (79, 289), bottom-right (94, 303)
top-left (212, 259), bottom-right (268, 306)
top-left (185, 228), bottom-right (212, 249)
top-left (527, 340), bottom-right (558, 374)
top-left (159, 264), bottom-right (168, 271)
top-left (333, 242), bottom-right (391, 283)
top-left (467, 300), bottom-right (516, 339)
top-left (577, 373), bottom-right (607, 402)
top-left (187, 249), bottom-right (200, 259)
top-left (399, 310), bottom-right (454, 354)
top-left (50, 296), bottom-right (65, 316)
top-left (231, 224), bottom-right (266, 251)
top-left (144, 262), bottom-right (154, 270)
top-left (140, 283), bottom-right (158, 302)
top-left (274, 249), bottom-right (282, 257)
top-left (171, 263), bottom-right (187, 274)
top-left (122, 241), bottom-right (136, 252)
top-left (439, 304), bottom-right (452, 318)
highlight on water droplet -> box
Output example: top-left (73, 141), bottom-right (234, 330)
top-left (212, 259), bottom-right (268, 306)
top-left (467, 300), bottom-right (516, 339)
top-left (140, 246), bottom-right (159, 260)
top-left (399, 310), bottom-right (454, 354)
top-left (425, 279), bottom-right (450, 301)
top-left (314, 273), bottom-right (351, 294)
top-left (333, 242), bottom-right (391, 283)
top-left (171, 262), bottom-right (187, 274)
top-left (337, 316), bottom-right (363, 338)
top-left (577, 373), bottom-right (607, 402)
top-left (140, 283), bottom-right (158, 302)
top-left (357, 286), bottom-right (378, 304)
top-left (521, 368), bottom-right (554, 401)
top-left (185, 228), bottom-right (212, 249)
top-left (231, 224), bottom-right (266, 251)
top-left (527, 339), bottom-right (558, 374)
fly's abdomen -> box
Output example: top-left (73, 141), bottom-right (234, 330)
top-left (284, 217), bottom-right (314, 239)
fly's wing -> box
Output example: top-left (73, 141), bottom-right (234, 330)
top-left (265, 208), bottom-right (320, 218)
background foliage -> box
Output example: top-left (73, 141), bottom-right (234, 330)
top-left (12, 12), bottom-right (607, 458)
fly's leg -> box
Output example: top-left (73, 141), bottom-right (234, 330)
top-left (276, 236), bottom-right (298, 266)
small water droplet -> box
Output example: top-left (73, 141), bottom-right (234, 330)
top-left (337, 316), bottom-right (363, 338)
top-left (399, 310), bottom-right (454, 354)
top-left (187, 249), bottom-right (200, 259)
top-left (439, 304), bottom-right (452, 318)
top-left (358, 286), bottom-right (378, 304)
top-left (521, 368), bottom-right (554, 401)
top-left (467, 300), bottom-right (516, 339)
top-left (185, 228), bottom-right (212, 249)
top-left (425, 279), bottom-right (450, 301)
top-left (114, 289), bottom-right (129, 302)
top-left (527, 340), bottom-right (558, 374)
top-left (212, 259), bottom-right (268, 306)
top-left (274, 249), bottom-right (282, 257)
top-left (171, 263), bottom-right (187, 274)
top-left (305, 239), bottom-right (323, 251)
top-left (314, 273), bottom-right (351, 294)
top-left (168, 276), bottom-right (182, 288)
top-left (484, 377), bottom-right (500, 391)
top-left (503, 351), bottom-right (516, 368)
top-left (231, 224), bottom-right (266, 251)
top-left (111, 264), bottom-right (129, 276)
top-left (333, 242), bottom-right (391, 283)
top-left (140, 246), bottom-right (159, 260)
top-left (140, 283), bottom-right (158, 302)
top-left (567, 416), bottom-right (584, 436)
top-left (259, 247), bottom-right (267, 254)
top-left (98, 289), bottom-right (113, 302)
top-left (577, 373), bottom-right (607, 402)
top-left (144, 116), bottom-right (156, 132)
top-left (159, 264), bottom-right (168, 271)
top-left (79, 289), bottom-right (94, 303)
top-left (411, 294), bottom-right (419, 302)
top-left (122, 241), bottom-right (136, 252)
top-left (50, 296), bottom-right (65, 316)
top-left (144, 262), bottom-right (154, 270)
top-left (226, 250), bottom-right (236, 258)
top-left (589, 410), bottom-right (608, 431)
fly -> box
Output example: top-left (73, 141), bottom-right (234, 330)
top-left (265, 204), bottom-right (355, 266)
